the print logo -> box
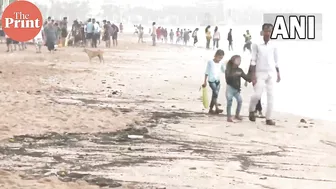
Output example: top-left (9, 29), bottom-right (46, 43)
top-left (263, 13), bottom-right (322, 41)
top-left (1, 0), bottom-right (42, 42)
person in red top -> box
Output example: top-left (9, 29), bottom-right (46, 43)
top-left (156, 27), bottom-right (161, 40)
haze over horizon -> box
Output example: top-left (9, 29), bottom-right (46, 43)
top-left (30, 0), bottom-right (331, 12)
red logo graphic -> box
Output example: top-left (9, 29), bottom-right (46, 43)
top-left (1, 0), bottom-right (43, 42)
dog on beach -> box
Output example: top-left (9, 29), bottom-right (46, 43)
top-left (35, 38), bottom-right (43, 53)
top-left (83, 48), bottom-right (104, 63)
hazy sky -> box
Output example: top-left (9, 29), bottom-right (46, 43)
top-left (30, 0), bottom-right (333, 14)
top-left (31, 0), bottom-right (331, 10)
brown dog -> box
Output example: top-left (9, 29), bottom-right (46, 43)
top-left (83, 48), bottom-right (104, 63)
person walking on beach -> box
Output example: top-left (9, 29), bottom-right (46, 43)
top-left (192, 28), bottom-right (199, 46)
top-left (44, 22), bottom-right (57, 53)
top-left (213, 26), bottom-right (220, 49)
top-left (138, 27), bottom-right (144, 43)
top-left (183, 30), bottom-right (190, 46)
top-left (243, 30), bottom-right (252, 53)
top-left (225, 55), bottom-right (251, 122)
top-left (111, 23), bottom-right (119, 46)
top-left (248, 23), bottom-right (281, 125)
top-left (205, 25), bottom-right (211, 49)
top-left (5, 34), bottom-right (13, 52)
top-left (119, 23), bottom-right (123, 33)
top-left (92, 19), bottom-right (100, 48)
top-left (163, 28), bottom-right (168, 43)
top-left (227, 28), bottom-right (233, 51)
top-left (86, 18), bottom-right (94, 47)
top-left (202, 49), bottom-right (226, 114)
top-left (169, 29), bottom-right (174, 43)
top-left (151, 22), bottom-right (157, 46)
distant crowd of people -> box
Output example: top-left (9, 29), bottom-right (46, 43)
top-left (146, 22), bottom-right (252, 53)
top-left (2, 15), bottom-right (124, 53)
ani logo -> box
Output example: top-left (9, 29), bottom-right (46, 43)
top-left (263, 13), bottom-right (322, 41)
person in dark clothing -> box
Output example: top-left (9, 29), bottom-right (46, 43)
top-left (111, 23), bottom-right (119, 46)
top-left (227, 28), bottom-right (233, 51)
top-left (243, 30), bottom-right (252, 53)
top-left (225, 55), bottom-right (251, 122)
top-left (91, 19), bottom-right (98, 48)
top-left (97, 21), bottom-right (101, 45)
top-left (60, 17), bottom-right (68, 46)
top-left (192, 28), bottom-right (199, 46)
top-left (256, 100), bottom-right (263, 117)
top-left (103, 20), bottom-right (111, 47)
top-left (6, 36), bottom-right (13, 52)
top-left (44, 23), bottom-right (57, 52)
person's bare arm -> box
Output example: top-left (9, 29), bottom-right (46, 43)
top-left (202, 61), bottom-right (211, 87)
top-left (203, 75), bottom-right (208, 86)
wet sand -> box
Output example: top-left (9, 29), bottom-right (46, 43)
top-left (0, 35), bottom-right (335, 189)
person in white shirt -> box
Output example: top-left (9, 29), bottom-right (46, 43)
top-left (202, 49), bottom-right (226, 114)
top-left (86, 18), bottom-right (94, 47)
top-left (248, 23), bottom-right (281, 125)
top-left (213, 26), bottom-right (220, 49)
top-left (151, 22), bottom-right (157, 46)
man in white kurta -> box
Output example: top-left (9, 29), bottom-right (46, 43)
top-left (248, 23), bottom-right (281, 125)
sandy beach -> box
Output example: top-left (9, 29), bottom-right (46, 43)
top-left (0, 34), bottom-right (335, 189)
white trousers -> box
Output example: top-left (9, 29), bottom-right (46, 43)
top-left (249, 72), bottom-right (275, 120)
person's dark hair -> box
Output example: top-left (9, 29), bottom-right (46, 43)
top-left (63, 17), bottom-right (67, 20)
top-left (88, 18), bottom-right (92, 22)
top-left (262, 23), bottom-right (273, 30)
top-left (214, 49), bottom-right (224, 57)
top-left (214, 26), bottom-right (218, 32)
top-left (152, 22), bottom-right (156, 26)
top-left (226, 55), bottom-right (241, 72)
top-left (47, 16), bottom-right (51, 20)
top-left (205, 25), bottom-right (210, 33)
